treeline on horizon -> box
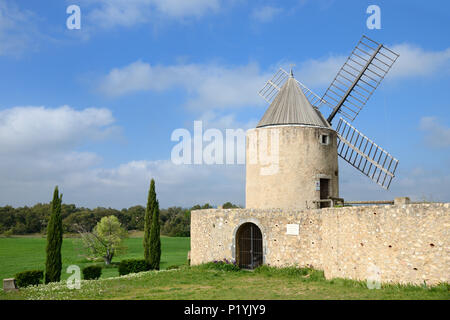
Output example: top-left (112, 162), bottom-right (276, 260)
top-left (0, 202), bottom-right (241, 237)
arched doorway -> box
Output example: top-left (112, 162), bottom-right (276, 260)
top-left (236, 223), bottom-right (263, 269)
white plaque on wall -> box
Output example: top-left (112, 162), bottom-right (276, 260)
top-left (315, 180), bottom-right (320, 191)
top-left (286, 224), bottom-right (299, 235)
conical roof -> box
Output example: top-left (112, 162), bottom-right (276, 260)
top-left (257, 76), bottom-right (330, 128)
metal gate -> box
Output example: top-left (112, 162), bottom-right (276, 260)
top-left (236, 223), bottom-right (263, 269)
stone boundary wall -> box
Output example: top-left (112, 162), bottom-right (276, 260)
top-left (190, 203), bottom-right (449, 285)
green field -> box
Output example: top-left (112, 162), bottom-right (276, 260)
top-left (0, 235), bottom-right (190, 287)
top-left (1, 237), bottom-right (448, 300)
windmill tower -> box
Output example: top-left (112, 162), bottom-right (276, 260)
top-left (246, 36), bottom-right (400, 210)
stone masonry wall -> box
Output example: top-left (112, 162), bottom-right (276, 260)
top-left (245, 126), bottom-right (339, 210)
top-left (190, 203), bottom-right (449, 285)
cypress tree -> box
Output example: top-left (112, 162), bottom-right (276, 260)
top-left (149, 200), bottom-right (161, 270)
top-left (143, 179), bottom-right (156, 266)
top-left (45, 186), bottom-right (63, 284)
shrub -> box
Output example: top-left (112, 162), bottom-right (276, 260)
top-left (15, 270), bottom-right (44, 288)
top-left (166, 265), bottom-right (179, 270)
top-left (201, 259), bottom-right (240, 272)
top-left (82, 265), bottom-right (102, 280)
top-left (254, 265), bottom-right (325, 281)
top-left (3, 229), bottom-right (13, 237)
top-left (118, 259), bottom-right (149, 276)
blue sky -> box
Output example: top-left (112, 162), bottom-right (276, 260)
top-left (0, 0), bottom-right (449, 209)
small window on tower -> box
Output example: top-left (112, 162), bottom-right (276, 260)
top-left (320, 134), bottom-right (329, 145)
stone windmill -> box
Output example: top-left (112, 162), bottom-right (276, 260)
top-left (246, 35), bottom-right (399, 210)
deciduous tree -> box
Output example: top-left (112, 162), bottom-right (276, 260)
top-left (78, 215), bottom-right (127, 265)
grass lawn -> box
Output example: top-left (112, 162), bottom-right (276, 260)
top-left (1, 264), bottom-right (448, 300)
top-left (1, 237), bottom-right (448, 300)
top-left (0, 235), bottom-right (190, 287)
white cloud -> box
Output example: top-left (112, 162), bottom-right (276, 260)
top-left (0, 105), bottom-right (117, 154)
top-left (339, 159), bottom-right (450, 203)
top-left (64, 160), bottom-right (245, 208)
top-left (199, 111), bottom-right (257, 131)
top-left (97, 43), bottom-right (450, 111)
top-left (251, 6), bottom-right (283, 23)
top-left (1, 106), bottom-right (449, 208)
top-left (294, 55), bottom-right (346, 88)
top-left (151, 0), bottom-right (220, 17)
top-left (98, 61), bottom-right (270, 110)
top-left (0, 105), bottom-right (120, 206)
top-left (97, 43), bottom-right (450, 112)
top-left (0, 0), bottom-right (41, 56)
top-left (0, 104), bottom-right (245, 208)
top-left (389, 44), bottom-right (450, 79)
top-left (0, 151), bottom-right (101, 183)
top-left (0, 156), bottom-right (245, 209)
top-left (83, 0), bottom-right (221, 29)
top-left (285, 43), bottom-right (450, 90)
top-left (419, 116), bottom-right (450, 148)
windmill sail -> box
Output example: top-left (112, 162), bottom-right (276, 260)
top-left (324, 36), bottom-right (399, 123)
top-left (259, 68), bottom-right (331, 109)
top-left (336, 118), bottom-right (399, 189)
top-left (257, 35), bottom-right (401, 190)
top-left (295, 79), bottom-right (333, 110)
top-left (259, 68), bottom-right (290, 104)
